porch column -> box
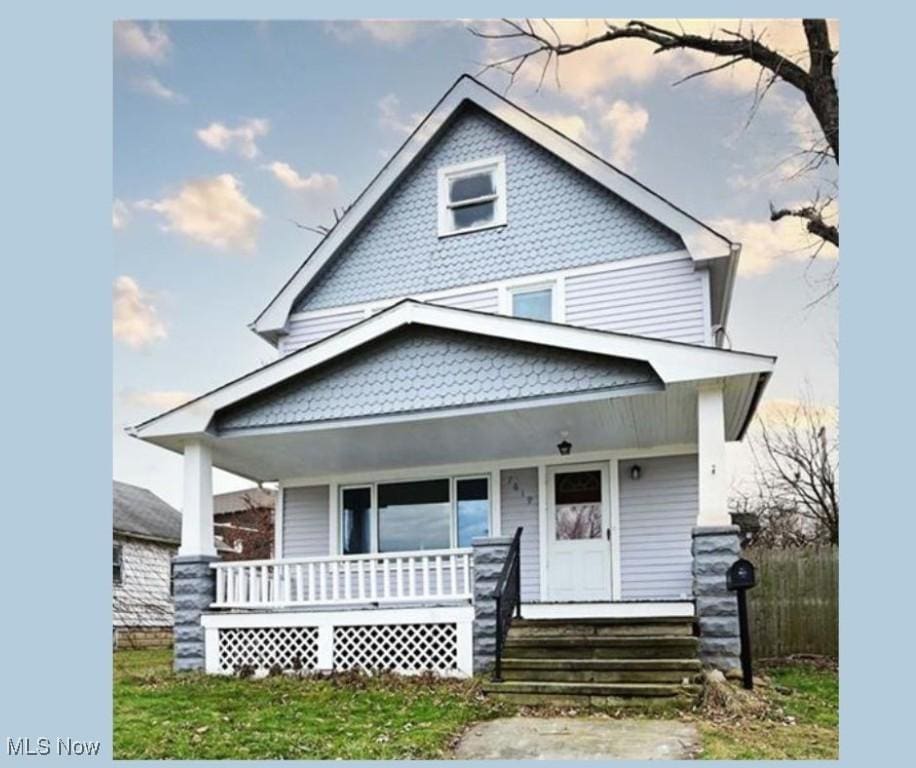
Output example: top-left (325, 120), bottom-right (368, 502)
top-left (173, 440), bottom-right (218, 672)
top-left (471, 536), bottom-right (513, 674)
top-left (693, 383), bottom-right (741, 674)
top-left (696, 382), bottom-right (729, 527)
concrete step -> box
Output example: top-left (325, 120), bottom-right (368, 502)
top-left (509, 618), bottom-right (696, 639)
top-left (482, 679), bottom-right (702, 707)
top-left (499, 657), bottom-right (702, 684)
top-left (504, 635), bottom-right (699, 660)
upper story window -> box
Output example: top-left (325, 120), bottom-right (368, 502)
top-left (511, 284), bottom-right (554, 322)
top-left (437, 156), bottom-right (507, 237)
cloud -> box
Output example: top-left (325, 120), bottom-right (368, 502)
top-left (325, 20), bottom-right (422, 46)
top-left (600, 100), bottom-right (649, 168)
top-left (112, 199), bottom-right (130, 230)
top-left (113, 276), bottom-right (167, 348)
top-left (132, 74), bottom-right (185, 103)
top-left (196, 118), bottom-right (269, 159)
top-left (137, 174), bottom-right (263, 251)
top-left (121, 389), bottom-right (195, 410)
top-left (114, 21), bottom-right (171, 62)
top-left (532, 109), bottom-right (593, 144)
top-left (710, 208), bottom-right (838, 276)
top-left (264, 161), bottom-right (339, 193)
top-left (377, 93), bottom-right (424, 136)
top-left (756, 398), bottom-right (838, 424)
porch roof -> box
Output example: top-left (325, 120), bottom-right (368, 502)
top-left (127, 301), bottom-right (774, 481)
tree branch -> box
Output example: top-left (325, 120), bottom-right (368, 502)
top-left (770, 202), bottom-right (839, 247)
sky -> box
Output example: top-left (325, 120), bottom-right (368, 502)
top-left (113, 19), bottom-right (839, 508)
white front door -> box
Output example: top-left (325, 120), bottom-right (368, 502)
top-left (546, 463), bottom-right (612, 601)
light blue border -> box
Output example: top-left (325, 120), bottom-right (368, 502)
top-left (2, 1), bottom-right (905, 765)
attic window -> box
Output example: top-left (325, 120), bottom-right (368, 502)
top-left (438, 156), bottom-right (507, 237)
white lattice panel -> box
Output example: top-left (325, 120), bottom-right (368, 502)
top-left (333, 623), bottom-right (459, 674)
top-left (217, 626), bottom-right (319, 675)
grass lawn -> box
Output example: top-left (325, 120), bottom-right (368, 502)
top-left (115, 650), bottom-right (838, 760)
top-left (697, 663), bottom-right (839, 760)
top-left (114, 650), bottom-right (508, 759)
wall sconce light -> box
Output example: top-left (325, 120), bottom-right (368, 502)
top-left (557, 431), bottom-right (572, 456)
top-left (630, 464), bottom-right (642, 481)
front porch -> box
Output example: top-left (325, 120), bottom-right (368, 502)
top-left (131, 301), bottom-right (773, 678)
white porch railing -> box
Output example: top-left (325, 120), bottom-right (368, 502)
top-left (211, 548), bottom-right (474, 609)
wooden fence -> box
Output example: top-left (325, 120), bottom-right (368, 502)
top-left (745, 545), bottom-right (838, 659)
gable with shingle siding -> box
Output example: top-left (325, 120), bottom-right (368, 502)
top-left (292, 106), bottom-right (682, 314)
top-left (215, 325), bottom-right (660, 431)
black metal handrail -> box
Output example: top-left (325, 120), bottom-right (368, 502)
top-left (491, 526), bottom-right (523, 682)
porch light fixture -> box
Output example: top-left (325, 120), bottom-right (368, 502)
top-left (557, 431), bottom-right (572, 456)
top-left (630, 464), bottom-right (642, 481)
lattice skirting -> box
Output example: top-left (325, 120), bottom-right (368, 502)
top-left (217, 626), bottom-right (319, 675)
top-left (202, 606), bottom-right (474, 677)
top-left (334, 623), bottom-right (458, 674)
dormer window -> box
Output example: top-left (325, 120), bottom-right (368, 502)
top-left (437, 156), bottom-right (507, 237)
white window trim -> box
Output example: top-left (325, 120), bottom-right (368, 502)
top-left (437, 155), bottom-right (507, 238)
top-left (505, 280), bottom-right (559, 323)
top-left (335, 473), bottom-right (493, 555)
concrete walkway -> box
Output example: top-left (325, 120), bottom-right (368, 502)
top-left (453, 716), bottom-right (698, 760)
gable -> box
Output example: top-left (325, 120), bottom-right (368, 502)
top-left (292, 106), bottom-right (683, 314)
top-left (215, 325), bottom-right (661, 431)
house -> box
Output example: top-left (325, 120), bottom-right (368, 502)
top-left (127, 76), bottom-right (774, 702)
top-left (213, 488), bottom-right (276, 561)
top-left (112, 481), bottom-right (232, 649)
top-left (113, 481), bottom-right (181, 649)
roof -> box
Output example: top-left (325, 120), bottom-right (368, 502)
top-left (113, 481), bottom-right (181, 544)
top-left (251, 75), bottom-right (738, 341)
top-left (128, 300), bottom-right (775, 446)
top-left (214, 487), bottom-right (276, 515)
top-left (113, 481), bottom-right (235, 551)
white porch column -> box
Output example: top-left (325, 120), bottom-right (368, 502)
top-left (697, 382), bottom-right (729, 526)
top-left (179, 440), bottom-right (217, 557)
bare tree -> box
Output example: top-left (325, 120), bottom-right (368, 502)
top-left (471, 19), bottom-right (839, 249)
top-left (741, 397), bottom-right (839, 545)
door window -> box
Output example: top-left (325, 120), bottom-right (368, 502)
top-left (553, 469), bottom-right (602, 540)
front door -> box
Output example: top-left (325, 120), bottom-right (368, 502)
top-left (546, 463), bottom-right (612, 601)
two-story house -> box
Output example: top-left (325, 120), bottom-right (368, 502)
top-left (128, 76), bottom-right (774, 704)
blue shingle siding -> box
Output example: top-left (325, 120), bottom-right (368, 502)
top-left (293, 106), bottom-right (683, 313)
top-left (216, 326), bottom-right (660, 431)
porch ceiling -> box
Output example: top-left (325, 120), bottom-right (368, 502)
top-left (177, 378), bottom-right (758, 482)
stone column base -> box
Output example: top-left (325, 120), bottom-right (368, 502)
top-left (692, 526), bottom-right (741, 674)
top-left (172, 555), bottom-right (218, 672)
top-left (471, 536), bottom-right (512, 674)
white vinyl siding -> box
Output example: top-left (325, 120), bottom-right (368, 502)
top-left (432, 287), bottom-right (499, 313)
top-left (565, 256), bottom-right (707, 344)
top-left (279, 309), bottom-right (367, 356)
top-left (282, 485), bottom-right (330, 558)
top-left (618, 454), bottom-right (697, 600)
top-left (500, 468), bottom-right (540, 602)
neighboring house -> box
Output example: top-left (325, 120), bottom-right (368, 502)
top-left (214, 488), bottom-right (276, 561)
top-left (127, 76), bottom-right (774, 702)
top-left (113, 481), bottom-right (232, 649)
top-left (113, 481), bottom-right (181, 649)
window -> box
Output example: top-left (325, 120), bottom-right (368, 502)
top-left (338, 475), bottom-right (491, 554)
top-left (113, 543), bottom-right (122, 585)
top-left (378, 479), bottom-right (451, 552)
top-left (341, 486), bottom-right (372, 555)
top-left (456, 477), bottom-right (490, 547)
top-left (511, 285), bottom-right (554, 322)
top-left (438, 156), bottom-right (507, 236)
top-left (554, 470), bottom-right (603, 540)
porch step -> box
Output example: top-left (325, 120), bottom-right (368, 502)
top-left (484, 616), bottom-right (701, 708)
top-left (503, 635), bottom-right (699, 660)
top-left (481, 680), bottom-right (701, 707)
top-left (509, 617), bottom-right (696, 638)
top-left (499, 657), bottom-right (702, 685)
